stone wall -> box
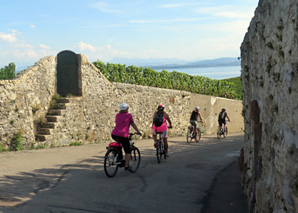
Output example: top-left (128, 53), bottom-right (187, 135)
top-left (0, 56), bottom-right (56, 149)
top-left (0, 53), bottom-right (244, 150)
top-left (241, 0), bottom-right (298, 212)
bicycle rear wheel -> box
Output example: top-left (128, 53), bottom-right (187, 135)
top-left (217, 128), bottom-right (221, 139)
top-left (130, 146), bottom-right (141, 173)
top-left (186, 130), bottom-right (192, 143)
top-left (156, 142), bottom-right (162, 163)
top-left (104, 149), bottom-right (119, 178)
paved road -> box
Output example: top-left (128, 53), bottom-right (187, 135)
top-left (0, 134), bottom-right (247, 213)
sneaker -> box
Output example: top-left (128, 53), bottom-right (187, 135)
top-left (124, 166), bottom-right (133, 173)
top-left (195, 138), bottom-right (199, 142)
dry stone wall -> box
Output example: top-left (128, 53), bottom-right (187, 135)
top-left (241, 0), bottom-right (298, 212)
top-left (0, 56), bottom-right (56, 149)
top-left (0, 53), bottom-right (243, 150)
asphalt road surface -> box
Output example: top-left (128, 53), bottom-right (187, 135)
top-left (0, 133), bottom-right (246, 213)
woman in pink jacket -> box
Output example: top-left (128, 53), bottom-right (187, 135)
top-left (152, 104), bottom-right (172, 157)
top-left (111, 103), bottom-right (141, 172)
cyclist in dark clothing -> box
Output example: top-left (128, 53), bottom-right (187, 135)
top-left (218, 108), bottom-right (230, 131)
top-left (189, 106), bottom-right (203, 142)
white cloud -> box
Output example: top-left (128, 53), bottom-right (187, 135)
top-left (76, 41), bottom-right (96, 52)
top-left (160, 3), bottom-right (201, 8)
top-left (74, 42), bottom-right (135, 61)
top-left (130, 18), bottom-right (200, 24)
top-left (39, 44), bottom-right (51, 49)
top-left (195, 6), bottom-right (255, 19)
top-left (90, 2), bottom-right (119, 13)
top-left (31, 25), bottom-right (35, 28)
top-left (0, 31), bottom-right (18, 43)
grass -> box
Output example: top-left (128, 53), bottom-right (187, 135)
top-left (69, 142), bottom-right (83, 146)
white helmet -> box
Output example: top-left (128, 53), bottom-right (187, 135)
top-left (195, 106), bottom-right (200, 110)
top-left (119, 103), bottom-right (129, 111)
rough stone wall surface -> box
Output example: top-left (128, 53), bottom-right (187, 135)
top-left (0, 56), bottom-right (56, 148)
top-left (241, 0), bottom-right (298, 212)
top-left (1, 54), bottom-right (243, 150)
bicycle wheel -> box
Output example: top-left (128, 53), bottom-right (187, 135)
top-left (156, 142), bottom-right (162, 163)
top-left (186, 130), bottom-right (192, 143)
top-left (104, 149), bottom-right (119, 178)
top-left (130, 146), bottom-right (141, 173)
top-left (217, 128), bottom-right (221, 139)
top-left (197, 128), bottom-right (202, 141)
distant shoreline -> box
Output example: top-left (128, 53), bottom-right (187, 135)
top-left (146, 63), bottom-right (240, 70)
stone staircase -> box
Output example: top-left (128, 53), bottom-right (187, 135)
top-left (35, 98), bottom-right (69, 142)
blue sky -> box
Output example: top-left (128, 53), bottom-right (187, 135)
top-left (0, 0), bottom-right (259, 69)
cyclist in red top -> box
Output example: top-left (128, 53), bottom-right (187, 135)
top-left (111, 103), bottom-right (141, 172)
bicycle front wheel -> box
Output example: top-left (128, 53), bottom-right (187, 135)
top-left (104, 149), bottom-right (119, 178)
top-left (197, 128), bottom-right (202, 141)
top-left (130, 146), bottom-right (141, 173)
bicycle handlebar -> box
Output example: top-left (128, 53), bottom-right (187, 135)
top-left (129, 132), bottom-right (142, 138)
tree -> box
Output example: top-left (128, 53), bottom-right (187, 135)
top-left (0, 62), bottom-right (15, 80)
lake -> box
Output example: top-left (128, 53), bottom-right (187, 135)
top-left (155, 66), bottom-right (241, 80)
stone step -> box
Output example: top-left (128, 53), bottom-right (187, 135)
top-left (58, 98), bottom-right (70, 103)
top-left (46, 116), bottom-right (59, 122)
top-left (38, 128), bottom-right (52, 135)
top-left (48, 109), bottom-right (63, 116)
top-left (35, 134), bottom-right (50, 142)
top-left (42, 122), bottom-right (55, 128)
top-left (52, 103), bottom-right (66, 109)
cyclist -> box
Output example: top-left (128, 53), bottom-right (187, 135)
top-left (111, 103), bottom-right (141, 172)
top-left (189, 106), bottom-right (204, 142)
top-left (218, 108), bottom-right (230, 132)
top-left (152, 104), bottom-right (172, 157)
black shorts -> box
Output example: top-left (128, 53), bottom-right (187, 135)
top-left (218, 120), bottom-right (226, 127)
top-left (111, 134), bottom-right (131, 154)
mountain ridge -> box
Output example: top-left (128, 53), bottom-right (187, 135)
top-left (110, 57), bottom-right (240, 69)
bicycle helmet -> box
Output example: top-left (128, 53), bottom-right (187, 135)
top-left (157, 104), bottom-right (165, 111)
top-left (195, 106), bottom-right (200, 110)
top-left (119, 103), bottom-right (129, 111)
top-left (222, 108), bottom-right (226, 112)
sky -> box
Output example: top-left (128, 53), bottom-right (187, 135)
top-left (0, 0), bottom-right (259, 69)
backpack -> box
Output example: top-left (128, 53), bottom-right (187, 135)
top-left (219, 111), bottom-right (226, 120)
top-left (153, 112), bottom-right (164, 127)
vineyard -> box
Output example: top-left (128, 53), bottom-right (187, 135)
top-left (93, 61), bottom-right (242, 100)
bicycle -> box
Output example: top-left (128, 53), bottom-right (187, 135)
top-left (155, 132), bottom-right (166, 163)
top-left (217, 125), bottom-right (228, 139)
top-left (186, 122), bottom-right (202, 143)
top-left (104, 133), bottom-right (141, 178)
